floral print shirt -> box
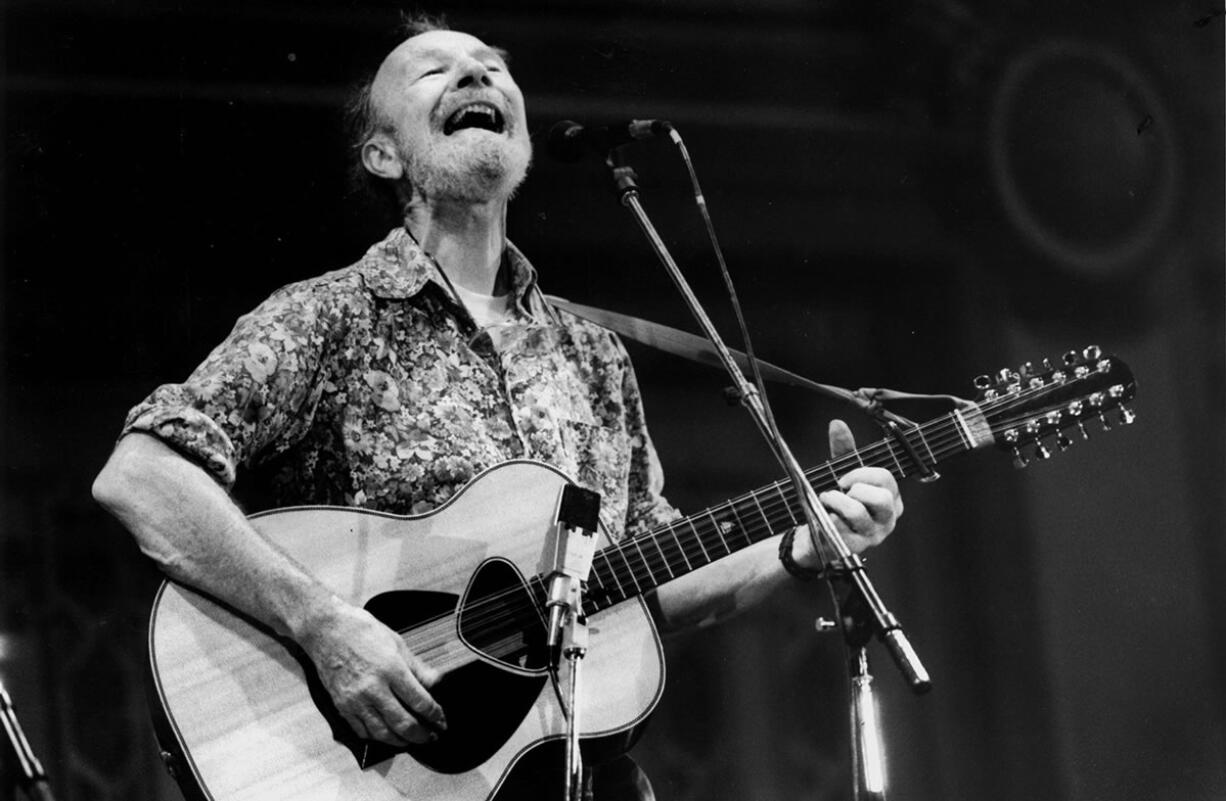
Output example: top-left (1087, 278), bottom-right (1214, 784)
top-left (122, 227), bottom-right (679, 541)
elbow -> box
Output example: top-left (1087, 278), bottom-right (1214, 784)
top-left (92, 456), bottom-right (127, 516)
top-left (92, 437), bottom-right (190, 575)
top-left (92, 440), bottom-right (144, 517)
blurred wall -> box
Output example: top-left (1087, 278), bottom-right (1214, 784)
top-left (2, 1), bottom-right (1222, 800)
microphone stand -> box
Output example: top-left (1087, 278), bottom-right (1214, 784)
top-left (603, 151), bottom-right (930, 800)
top-left (546, 570), bottom-right (589, 801)
top-left (546, 485), bottom-right (600, 801)
top-left (1, 680), bottom-right (57, 801)
top-left (559, 585), bottom-right (589, 801)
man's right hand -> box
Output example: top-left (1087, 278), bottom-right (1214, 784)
top-left (297, 598), bottom-right (447, 746)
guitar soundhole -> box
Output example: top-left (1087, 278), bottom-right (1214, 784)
top-left (327, 559), bottom-right (550, 773)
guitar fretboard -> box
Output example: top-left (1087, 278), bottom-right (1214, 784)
top-left (582, 408), bottom-right (986, 611)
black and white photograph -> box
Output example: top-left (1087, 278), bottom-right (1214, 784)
top-left (2, 2), bottom-right (1223, 800)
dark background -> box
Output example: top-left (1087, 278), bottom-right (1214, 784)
top-left (2, 1), bottom-right (1223, 800)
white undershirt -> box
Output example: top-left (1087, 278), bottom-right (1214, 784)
top-left (452, 283), bottom-right (516, 341)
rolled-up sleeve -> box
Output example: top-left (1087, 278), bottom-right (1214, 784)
top-left (121, 282), bottom-right (341, 489)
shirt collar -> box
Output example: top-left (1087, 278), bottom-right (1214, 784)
top-left (357, 227), bottom-right (540, 309)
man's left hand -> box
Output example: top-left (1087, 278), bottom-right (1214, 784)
top-left (794, 419), bottom-right (904, 566)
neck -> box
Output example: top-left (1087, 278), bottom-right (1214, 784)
top-left (405, 197), bottom-right (510, 296)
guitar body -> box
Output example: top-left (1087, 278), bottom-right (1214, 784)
top-left (148, 460), bottom-right (666, 801)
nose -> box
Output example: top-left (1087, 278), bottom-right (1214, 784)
top-left (454, 57), bottom-right (492, 90)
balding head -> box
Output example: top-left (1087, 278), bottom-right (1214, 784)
top-left (357, 28), bottom-right (532, 210)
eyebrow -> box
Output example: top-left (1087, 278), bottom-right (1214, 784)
top-left (414, 45), bottom-right (511, 67)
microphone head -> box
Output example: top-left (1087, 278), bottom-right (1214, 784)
top-left (545, 120), bottom-right (587, 163)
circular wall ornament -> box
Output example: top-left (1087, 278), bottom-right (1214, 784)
top-left (987, 38), bottom-right (1179, 279)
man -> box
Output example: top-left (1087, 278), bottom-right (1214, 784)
top-left (92, 17), bottom-right (902, 800)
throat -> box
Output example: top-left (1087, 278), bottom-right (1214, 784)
top-left (405, 212), bottom-right (509, 295)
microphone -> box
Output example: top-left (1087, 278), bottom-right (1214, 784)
top-left (544, 484), bottom-right (601, 663)
top-left (546, 119), bottom-right (672, 162)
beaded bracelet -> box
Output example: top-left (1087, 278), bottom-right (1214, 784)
top-left (778, 527), bottom-right (828, 581)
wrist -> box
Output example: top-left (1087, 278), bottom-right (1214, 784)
top-left (287, 590), bottom-right (353, 648)
top-left (778, 527), bottom-right (826, 581)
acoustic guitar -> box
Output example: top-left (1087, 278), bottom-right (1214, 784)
top-left (146, 348), bottom-right (1135, 800)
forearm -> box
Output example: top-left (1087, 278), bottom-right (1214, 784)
top-left (649, 535), bottom-right (797, 634)
top-left (92, 432), bottom-right (336, 641)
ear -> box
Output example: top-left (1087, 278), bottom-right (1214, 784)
top-left (361, 133), bottom-right (405, 181)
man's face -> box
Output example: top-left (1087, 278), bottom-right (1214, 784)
top-left (370, 30), bottom-right (532, 204)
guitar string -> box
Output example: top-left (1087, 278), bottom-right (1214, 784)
top-left (396, 408), bottom-right (1013, 655)
top-left (399, 404), bottom-right (1051, 656)
top-left (393, 428), bottom-right (943, 661)
top-left (390, 375), bottom-right (1122, 665)
top-left (402, 408), bottom-right (1115, 671)
top-left (407, 405), bottom-right (988, 666)
top-left (394, 438), bottom-right (899, 648)
top-left (590, 386), bottom-right (1115, 597)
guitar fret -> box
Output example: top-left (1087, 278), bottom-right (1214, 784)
top-left (596, 550), bottom-right (626, 600)
top-left (914, 427), bottom-right (939, 467)
top-left (697, 516), bottom-right (730, 560)
top-left (951, 411), bottom-right (973, 450)
top-left (628, 536), bottom-right (662, 587)
top-left (614, 543), bottom-right (646, 595)
top-left (587, 564), bottom-right (610, 601)
top-left (772, 483), bottom-right (799, 528)
top-left (705, 509), bottom-right (733, 557)
top-left (723, 501), bottom-right (757, 548)
top-left (648, 533), bottom-right (676, 579)
top-left (747, 491), bottom-right (777, 536)
top-left (884, 440), bottom-right (907, 477)
top-left (667, 523), bottom-right (694, 572)
top-left (657, 524), bottom-right (690, 575)
top-left (688, 518), bottom-right (711, 564)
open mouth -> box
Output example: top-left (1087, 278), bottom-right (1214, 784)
top-left (443, 103), bottom-right (506, 135)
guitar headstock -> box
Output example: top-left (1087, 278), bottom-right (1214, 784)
top-left (972, 345), bottom-right (1137, 468)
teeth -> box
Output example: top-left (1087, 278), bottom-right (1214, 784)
top-left (444, 103), bottom-right (504, 135)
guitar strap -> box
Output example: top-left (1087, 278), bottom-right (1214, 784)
top-left (544, 295), bottom-right (968, 425)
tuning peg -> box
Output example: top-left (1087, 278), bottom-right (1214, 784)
top-left (1020, 361), bottom-right (1036, 377)
top-left (1077, 420), bottom-right (1091, 440)
top-left (1056, 432), bottom-right (1073, 451)
top-left (1042, 358), bottom-right (1054, 371)
top-left (1118, 404), bottom-right (1136, 425)
top-left (1063, 350), bottom-right (1080, 366)
top-left (1083, 345), bottom-right (1102, 361)
top-left (1012, 447), bottom-right (1029, 468)
top-left (1034, 441), bottom-right (1052, 461)
top-left (1099, 413), bottom-right (1114, 431)
top-left (973, 374), bottom-right (991, 391)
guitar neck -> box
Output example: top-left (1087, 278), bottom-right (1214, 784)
top-left (583, 406), bottom-right (992, 611)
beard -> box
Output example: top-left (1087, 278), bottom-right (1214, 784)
top-left (398, 129), bottom-right (532, 205)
